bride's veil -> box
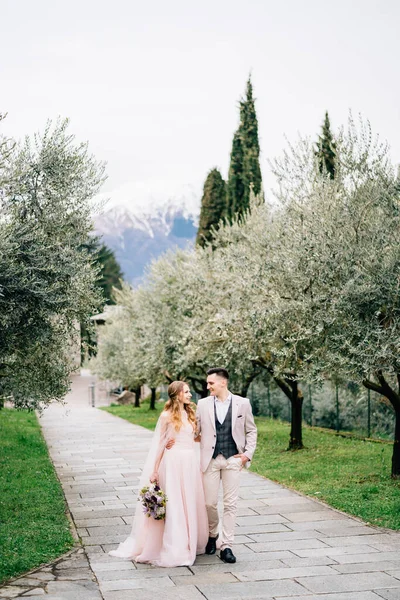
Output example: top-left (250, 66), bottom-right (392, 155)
top-left (109, 413), bottom-right (167, 559)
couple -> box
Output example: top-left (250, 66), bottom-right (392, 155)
top-left (109, 367), bottom-right (257, 567)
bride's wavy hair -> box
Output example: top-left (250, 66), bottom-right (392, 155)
top-left (164, 381), bottom-right (197, 432)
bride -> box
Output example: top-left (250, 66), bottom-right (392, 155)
top-left (109, 381), bottom-right (208, 567)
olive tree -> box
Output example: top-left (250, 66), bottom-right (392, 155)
top-left (271, 115), bottom-right (400, 476)
top-left (0, 118), bottom-right (105, 408)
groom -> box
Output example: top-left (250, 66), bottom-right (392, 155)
top-left (196, 367), bottom-right (257, 563)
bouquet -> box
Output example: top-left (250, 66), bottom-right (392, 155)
top-left (139, 482), bottom-right (167, 520)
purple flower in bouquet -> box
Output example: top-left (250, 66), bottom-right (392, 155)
top-left (139, 482), bottom-right (167, 520)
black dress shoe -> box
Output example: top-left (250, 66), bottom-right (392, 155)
top-left (220, 548), bottom-right (236, 563)
top-left (205, 534), bottom-right (218, 555)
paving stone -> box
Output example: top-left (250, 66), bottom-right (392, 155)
top-left (55, 559), bottom-right (91, 569)
top-left (212, 549), bottom-right (296, 562)
top-left (235, 523), bottom-right (291, 535)
top-left (101, 584), bottom-right (204, 600)
top-left (0, 587), bottom-right (27, 598)
top-left (197, 579), bottom-right (307, 598)
top-left (281, 556), bottom-right (339, 567)
top-left (191, 558), bottom-right (285, 574)
top-left (236, 499), bottom-right (266, 508)
top-left (235, 565), bottom-right (337, 581)
top-left (172, 572), bottom-right (238, 585)
top-left (375, 589), bottom-right (400, 599)
top-left (247, 538), bottom-right (328, 552)
top-left (371, 543), bottom-right (400, 552)
top-left (289, 519), bottom-right (360, 531)
top-left (236, 507), bottom-right (259, 517)
top-left (75, 517), bottom-right (126, 527)
top-left (99, 576), bottom-right (174, 591)
top-left (235, 514), bottom-right (289, 526)
top-left (82, 534), bottom-right (127, 545)
top-left (282, 510), bottom-right (345, 522)
top-left (247, 530), bottom-right (321, 542)
top-left (29, 573), bottom-right (55, 581)
top-left (21, 589), bottom-right (45, 596)
top-left (90, 561), bottom-right (137, 572)
top-left (324, 535), bottom-right (399, 547)
top-left (316, 526), bottom-right (378, 537)
top-left (100, 543), bottom-right (122, 553)
top-left (74, 509), bottom-right (134, 519)
top-left (13, 596), bottom-right (51, 599)
top-left (254, 503), bottom-right (324, 515)
top-left (85, 525), bottom-right (131, 537)
top-left (231, 535), bottom-right (254, 543)
top-left (45, 580), bottom-right (102, 599)
top-left (96, 566), bottom-right (191, 580)
top-left (293, 545), bottom-right (380, 558)
top-left (334, 561), bottom-right (400, 574)
top-left (334, 551), bottom-right (400, 564)
top-left (296, 572), bottom-right (400, 594)
top-left (55, 568), bottom-right (94, 580)
top-left (278, 593), bottom-right (383, 600)
top-left (85, 546), bottom-right (105, 555)
top-left (8, 578), bottom-right (42, 586)
top-left (259, 496), bottom-right (316, 506)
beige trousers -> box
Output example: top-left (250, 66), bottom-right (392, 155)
top-left (202, 454), bottom-right (242, 550)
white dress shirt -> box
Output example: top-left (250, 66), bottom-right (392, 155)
top-left (214, 393), bottom-right (232, 424)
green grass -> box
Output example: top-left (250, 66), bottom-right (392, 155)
top-left (102, 400), bottom-right (163, 430)
top-left (103, 402), bottom-right (400, 530)
top-left (252, 418), bottom-right (400, 530)
top-left (0, 409), bottom-right (75, 584)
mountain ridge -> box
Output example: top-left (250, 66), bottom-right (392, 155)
top-left (94, 203), bottom-right (198, 285)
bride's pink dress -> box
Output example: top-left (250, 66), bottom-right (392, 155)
top-left (109, 410), bottom-right (208, 567)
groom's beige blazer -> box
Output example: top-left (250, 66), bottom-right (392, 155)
top-left (196, 394), bottom-right (257, 473)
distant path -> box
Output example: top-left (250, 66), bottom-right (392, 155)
top-left (2, 374), bottom-right (400, 599)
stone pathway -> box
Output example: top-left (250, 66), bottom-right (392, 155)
top-left (2, 374), bottom-right (400, 599)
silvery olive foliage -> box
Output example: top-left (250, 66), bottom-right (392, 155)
top-left (93, 114), bottom-right (400, 472)
top-left (269, 115), bottom-right (400, 473)
top-left (0, 117), bottom-right (105, 409)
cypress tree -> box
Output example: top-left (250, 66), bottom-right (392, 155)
top-left (316, 111), bottom-right (336, 179)
top-left (196, 168), bottom-right (227, 247)
top-left (227, 129), bottom-right (248, 221)
top-left (227, 76), bottom-right (262, 221)
top-left (240, 77), bottom-right (262, 196)
top-left (95, 242), bottom-right (123, 303)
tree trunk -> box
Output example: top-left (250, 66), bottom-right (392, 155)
top-left (254, 359), bottom-right (304, 450)
top-left (363, 371), bottom-right (400, 479)
top-left (261, 370), bottom-right (304, 450)
top-left (190, 378), bottom-right (208, 398)
top-left (241, 370), bottom-right (260, 398)
top-left (289, 381), bottom-right (304, 450)
top-left (134, 386), bottom-right (141, 408)
top-left (392, 410), bottom-right (400, 479)
top-left (150, 387), bottom-right (157, 410)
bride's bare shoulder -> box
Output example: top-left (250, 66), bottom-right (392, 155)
top-left (159, 409), bottom-right (172, 421)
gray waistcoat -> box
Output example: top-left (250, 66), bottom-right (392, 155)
top-left (213, 400), bottom-right (238, 459)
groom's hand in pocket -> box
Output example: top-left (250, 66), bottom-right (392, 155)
top-left (234, 453), bottom-right (249, 466)
top-left (165, 438), bottom-right (175, 450)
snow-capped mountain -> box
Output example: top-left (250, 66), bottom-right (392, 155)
top-left (94, 202), bottom-right (198, 284)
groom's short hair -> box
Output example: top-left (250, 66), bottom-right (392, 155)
top-left (207, 367), bottom-right (229, 380)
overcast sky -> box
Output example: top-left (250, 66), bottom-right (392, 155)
top-left (1, 0), bottom-right (399, 215)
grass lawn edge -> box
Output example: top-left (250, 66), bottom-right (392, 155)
top-left (0, 409), bottom-right (78, 585)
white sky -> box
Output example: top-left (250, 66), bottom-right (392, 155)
top-left (1, 0), bottom-right (399, 215)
